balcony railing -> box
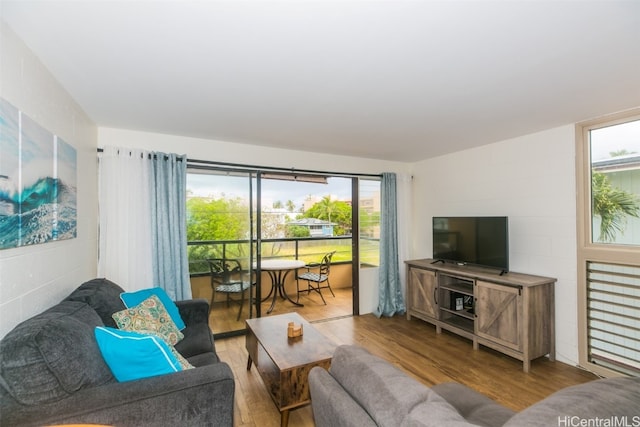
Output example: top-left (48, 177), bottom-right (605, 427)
top-left (187, 235), bottom-right (379, 275)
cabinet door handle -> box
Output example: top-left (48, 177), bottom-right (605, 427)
top-left (434, 288), bottom-right (438, 305)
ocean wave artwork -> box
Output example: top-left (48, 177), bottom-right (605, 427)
top-left (0, 98), bottom-right (77, 250)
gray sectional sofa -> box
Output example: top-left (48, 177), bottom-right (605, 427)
top-left (309, 345), bottom-right (640, 427)
top-left (0, 278), bottom-right (235, 427)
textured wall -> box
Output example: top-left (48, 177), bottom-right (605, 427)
top-left (411, 125), bottom-right (578, 365)
top-left (0, 22), bottom-right (98, 338)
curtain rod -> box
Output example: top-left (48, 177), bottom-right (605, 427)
top-left (96, 147), bottom-right (183, 161)
top-left (187, 158), bottom-right (382, 179)
top-left (97, 148), bottom-right (381, 179)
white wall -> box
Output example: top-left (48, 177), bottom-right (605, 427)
top-left (0, 22), bottom-right (99, 338)
top-left (411, 125), bottom-right (578, 365)
top-left (98, 127), bottom-right (411, 314)
top-left (98, 127), bottom-right (410, 176)
top-left (0, 21), bottom-right (581, 358)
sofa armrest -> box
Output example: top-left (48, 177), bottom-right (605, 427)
top-left (309, 367), bottom-right (377, 427)
top-left (176, 298), bottom-right (210, 326)
top-left (431, 382), bottom-right (515, 427)
top-left (174, 298), bottom-right (217, 359)
top-left (2, 362), bottom-right (235, 427)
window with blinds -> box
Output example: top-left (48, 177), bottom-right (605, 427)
top-left (587, 262), bottom-right (640, 375)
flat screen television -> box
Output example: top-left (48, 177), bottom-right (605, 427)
top-left (432, 216), bottom-right (509, 273)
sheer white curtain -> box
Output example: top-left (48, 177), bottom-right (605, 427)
top-left (395, 173), bottom-right (413, 300)
top-left (98, 147), bottom-right (154, 291)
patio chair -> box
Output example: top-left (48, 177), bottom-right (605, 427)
top-left (296, 251), bottom-right (336, 305)
top-left (207, 258), bottom-right (254, 321)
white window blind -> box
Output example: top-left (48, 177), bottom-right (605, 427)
top-left (587, 261), bottom-right (640, 375)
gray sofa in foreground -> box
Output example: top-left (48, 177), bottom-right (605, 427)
top-left (309, 345), bottom-right (640, 427)
top-left (0, 278), bottom-right (235, 427)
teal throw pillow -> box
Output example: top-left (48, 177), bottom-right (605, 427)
top-left (120, 287), bottom-right (186, 330)
top-left (94, 326), bottom-right (185, 382)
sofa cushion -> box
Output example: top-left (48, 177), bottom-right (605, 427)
top-left (95, 327), bottom-right (188, 382)
top-left (0, 301), bottom-right (114, 405)
top-left (504, 376), bottom-right (640, 427)
top-left (112, 294), bottom-right (184, 345)
top-left (65, 278), bottom-right (126, 327)
top-left (329, 345), bottom-right (443, 427)
top-left (121, 287), bottom-right (186, 330)
top-left (186, 351), bottom-right (220, 368)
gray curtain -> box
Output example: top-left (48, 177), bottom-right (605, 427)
top-left (374, 172), bottom-right (406, 317)
top-left (150, 152), bottom-right (192, 300)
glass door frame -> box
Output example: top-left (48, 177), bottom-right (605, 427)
top-left (187, 160), bottom-right (380, 337)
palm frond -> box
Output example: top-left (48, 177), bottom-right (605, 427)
top-left (592, 171), bottom-right (640, 242)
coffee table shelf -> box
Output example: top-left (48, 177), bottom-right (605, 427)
top-left (246, 312), bottom-right (336, 427)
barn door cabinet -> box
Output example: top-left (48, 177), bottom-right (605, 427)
top-left (407, 267), bottom-right (438, 320)
top-left (405, 259), bottom-right (556, 372)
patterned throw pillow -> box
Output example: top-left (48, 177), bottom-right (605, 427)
top-left (120, 287), bottom-right (186, 330)
top-left (167, 345), bottom-right (194, 371)
top-left (112, 295), bottom-right (184, 345)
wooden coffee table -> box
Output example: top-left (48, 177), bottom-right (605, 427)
top-left (246, 312), bottom-right (336, 427)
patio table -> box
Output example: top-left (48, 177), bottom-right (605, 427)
top-left (255, 259), bottom-right (306, 313)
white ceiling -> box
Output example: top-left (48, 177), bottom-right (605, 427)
top-left (2, 1), bottom-right (640, 162)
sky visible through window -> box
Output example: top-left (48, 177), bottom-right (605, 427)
top-left (590, 119), bottom-right (640, 161)
top-left (187, 173), bottom-right (354, 212)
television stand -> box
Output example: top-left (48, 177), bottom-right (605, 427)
top-left (405, 259), bottom-right (556, 373)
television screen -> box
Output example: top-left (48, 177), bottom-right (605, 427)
top-left (432, 216), bottom-right (509, 272)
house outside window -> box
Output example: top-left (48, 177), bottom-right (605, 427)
top-left (286, 218), bottom-right (335, 237)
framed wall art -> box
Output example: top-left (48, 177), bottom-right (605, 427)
top-left (0, 98), bottom-right (77, 249)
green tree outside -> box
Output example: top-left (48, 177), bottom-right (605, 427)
top-left (303, 196), bottom-right (352, 235)
top-left (187, 197), bottom-right (248, 241)
top-left (592, 171), bottom-right (640, 242)
top-left (609, 149), bottom-right (636, 157)
top-left (285, 224), bottom-right (311, 238)
top-left (186, 197), bottom-right (250, 272)
top-left (360, 210), bottom-right (380, 238)
top-left (186, 193), bottom-right (378, 273)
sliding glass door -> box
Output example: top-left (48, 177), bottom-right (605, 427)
top-left (186, 165), bottom-right (379, 336)
top-left (186, 169), bottom-right (255, 336)
top-left (257, 174), bottom-right (354, 322)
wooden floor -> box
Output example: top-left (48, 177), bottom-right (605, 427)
top-left (213, 304), bottom-right (599, 426)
